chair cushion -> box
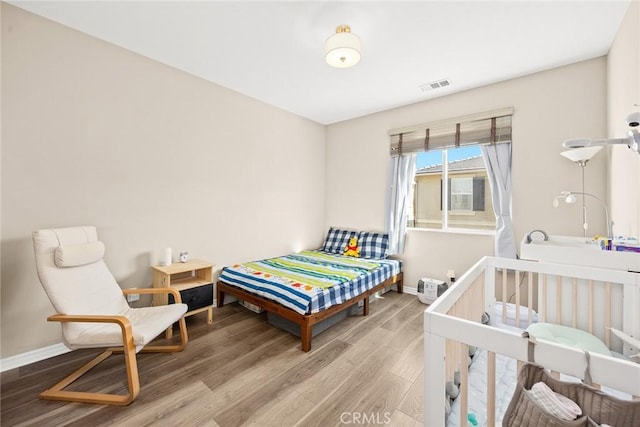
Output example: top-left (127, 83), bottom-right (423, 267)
top-left (55, 241), bottom-right (105, 267)
top-left (34, 226), bottom-right (189, 353)
top-left (63, 303), bottom-right (188, 351)
top-left (34, 227), bottom-right (130, 315)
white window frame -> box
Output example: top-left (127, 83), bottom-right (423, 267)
top-left (409, 147), bottom-right (495, 234)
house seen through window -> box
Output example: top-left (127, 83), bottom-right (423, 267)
top-left (408, 146), bottom-right (496, 231)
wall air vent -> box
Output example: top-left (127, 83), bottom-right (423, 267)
top-left (420, 78), bottom-right (452, 92)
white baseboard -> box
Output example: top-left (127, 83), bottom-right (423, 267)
top-left (403, 286), bottom-right (417, 296)
top-left (0, 343), bottom-right (70, 373)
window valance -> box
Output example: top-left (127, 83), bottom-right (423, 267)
top-left (389, 107), bottom-right (514, 156)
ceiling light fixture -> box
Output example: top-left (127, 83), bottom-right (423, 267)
top-left (325, 25), bottom-right (361, 68)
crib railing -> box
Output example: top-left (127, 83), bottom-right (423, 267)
top-left (424, 256), bottom-right (640, 427)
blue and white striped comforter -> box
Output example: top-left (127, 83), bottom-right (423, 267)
top-left (218, 250), bottom-right (402, 315)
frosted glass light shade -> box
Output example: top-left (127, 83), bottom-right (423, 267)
top-left (560, 146), bottom-right (602, 164)
top-left (325, 25), bottom-right (361, 68)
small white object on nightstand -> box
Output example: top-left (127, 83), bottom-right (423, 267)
top-left (160, 248), bottom-right (172, 266)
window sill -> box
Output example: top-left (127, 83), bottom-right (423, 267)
top-left (448, 210), bottom-right (476, 216)
top-left (407, 227), bottom-right (495, 237)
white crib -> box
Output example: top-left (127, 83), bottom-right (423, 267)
top-left (424, 256), bottom-right (640, 427)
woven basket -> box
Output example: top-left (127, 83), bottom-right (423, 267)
top-left (503, 363), bottom-right (640, 427)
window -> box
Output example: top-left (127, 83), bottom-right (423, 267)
top-left (450, 177), bottom-right (473, 211)
top-left (407, 146), bottom-right (495, 231)
top-left (389, 108), bottom-right (512, 238)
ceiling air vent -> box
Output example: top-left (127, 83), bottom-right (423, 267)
top-left (420, 78), bottom-right (452, 92)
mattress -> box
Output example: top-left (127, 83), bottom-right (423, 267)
top-left (218, 250), bottom-right (401, 315)
top-left (447, 348), bottom-right (518, 427)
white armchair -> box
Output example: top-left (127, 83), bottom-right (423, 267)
top-left (32, 226), bottom-right (188, 405)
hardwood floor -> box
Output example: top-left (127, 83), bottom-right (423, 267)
top-left (1, 292), bottom-right (425, 426)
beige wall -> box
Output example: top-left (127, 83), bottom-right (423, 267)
top-left (608, 1), bottom-right (640, 238)
top-left (1, 4), bottom-right (326, 358)
top-left (326, 58), bottom-right (608, 288)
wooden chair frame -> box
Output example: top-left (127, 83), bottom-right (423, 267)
top-left (40, 288), bottom-right (188, 406)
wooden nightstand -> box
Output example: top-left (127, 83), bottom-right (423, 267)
top-left (152, 259), bottom-right (214, 338)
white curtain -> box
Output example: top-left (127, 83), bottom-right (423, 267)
top-left (481, 143), bottom-right (516, 258)
top-left (385, 154), bottom-right (417, 255)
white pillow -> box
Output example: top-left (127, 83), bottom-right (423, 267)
top-left (55, 241), bottom-right (105, 267)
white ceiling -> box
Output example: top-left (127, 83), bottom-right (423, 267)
top-left (9, 1), bottom-right (631, 125)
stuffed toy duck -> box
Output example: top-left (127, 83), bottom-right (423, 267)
top-left (343, 236), bottom-right (360, 257)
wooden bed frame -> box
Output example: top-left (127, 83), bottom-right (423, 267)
top-left (217, 272), bottom-right (403, 352)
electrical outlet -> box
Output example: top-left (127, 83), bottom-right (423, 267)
top-left (126, 293), bottom-right (140, 303)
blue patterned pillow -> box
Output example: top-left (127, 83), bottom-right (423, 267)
top-left (358, 231), bottom-right (389, 259)
top-left (321, 227), bottom-right (357, 254)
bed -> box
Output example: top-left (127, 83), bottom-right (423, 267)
top-left (424, 256), bottom-right (640, 426)
top-left (217, 247), bottom-right (403, 352)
